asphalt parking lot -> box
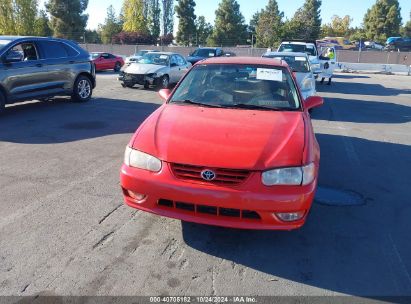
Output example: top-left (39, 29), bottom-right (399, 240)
top-left (0, 72), bottom-right (410, 298)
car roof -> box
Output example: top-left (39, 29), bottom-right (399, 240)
top-left (199, 56), bottom-right (288, 67)
top-left (264, 51), bottom-right (308, 58)
top-left (146, 51), bottom-right (179, 56)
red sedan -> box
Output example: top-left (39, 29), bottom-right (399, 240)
top-left (91, 52), bottom-right (124, 72)
top-left (120, 57), bottom-right (323, 230)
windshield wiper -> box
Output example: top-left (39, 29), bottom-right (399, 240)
top-left (171, 99), bottom-right (223, 108)
top-left (222, 103), bottom-right (298, 111)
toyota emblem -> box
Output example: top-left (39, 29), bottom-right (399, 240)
top-left (201, 169), bottom-right (216, 181)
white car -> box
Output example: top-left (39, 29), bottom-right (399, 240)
top-left (125, 49), bottom-right (159, 65)
top-left (278, 41), bottom-right (321, 78)
top-left (262, 51), bottom-right (316, 100)
top-left (118, 52), bottom-right (192, 89)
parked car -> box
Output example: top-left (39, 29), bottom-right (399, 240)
top-left (118, 52), bottom-right (191, 89)
top-left (90, 52), bottom-right (124, 72)
top-left (120, 56), bottom-right (323, 230)
top-left (278, 40), bottom-right (321, 78)
top-left (385, 37), bottom-right (411, 52)
top-left (364, 41), bottom-right (384, 50)
top-left (125, 49), bottom-right (159, 65)
top-left (262, 52), bottom-right (316, 100)
top-left (0, 36), bottom-right (96, 113)
top-left (322, 37), bottom-right (356, 50)
top-left (186, 47), bottom-right (224, 65)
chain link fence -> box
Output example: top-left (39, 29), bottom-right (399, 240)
top-left (79, 43), bottom-right (411, 66)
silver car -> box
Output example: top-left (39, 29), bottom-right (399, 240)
top-left (262, 51), bottom-right (316, 100)
top-left (118, 52), bottom-right (191, 89)
top-left (124, 49), bottom-right (159, 65)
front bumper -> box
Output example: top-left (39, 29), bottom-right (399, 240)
top-left (120, 163), bottom-right (318, 230)
top-left (118, 72), bottom-right (158, 86)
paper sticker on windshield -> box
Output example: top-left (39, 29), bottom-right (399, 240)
top-left (256, 68), bottom-right (282, 82)
top-left (306, 45), bottom-right (314, 49)
top-left (159, 55), bottom-right (168, 59)
top-left (295, 57), bottom-right (306, 61)
top-left (209, 52), bottom-right (215, 57)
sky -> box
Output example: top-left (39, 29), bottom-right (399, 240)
top-left (39, 0), bottom-right (411, 31)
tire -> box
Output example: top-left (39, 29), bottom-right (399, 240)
top-left (0, 91), bottom-right (5, 115)
top-left (157, 75), bottom-right (169, 90)
top-left (114, 62), bottom-right (122, 72)
top-left (71, 75), bottom-right (93, 102)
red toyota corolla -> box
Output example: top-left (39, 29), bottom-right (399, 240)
top-left (120, 57), bottom-right (323, 230)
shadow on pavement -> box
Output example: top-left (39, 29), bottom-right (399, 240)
top-left (0, 97), bottom-right (160, 144)
top-left (332, 74), bottom-right (371, 79)
top-left (311, 97), bottom-right (411, 124)
top-left (182, 134), bottom-right (411, 297)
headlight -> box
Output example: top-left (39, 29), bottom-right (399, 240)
top-left (262, 163), bottom-right (315, 186)
top-left (124, 146), bottom-right (162, 172)
top-left (301, 78), bottom-right (313, 90)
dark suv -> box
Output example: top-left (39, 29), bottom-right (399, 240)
top-left (186, 47), bottom-right (225, 65)
top-left (0, 36), bottom-right (96, 114)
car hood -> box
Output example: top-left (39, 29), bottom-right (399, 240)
top-left (131, 104), bottom-right (305, 170)
top-left (124, 63), bottom-right (166, 74)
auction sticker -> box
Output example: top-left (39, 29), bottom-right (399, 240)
top-left (256, 68), bottom-right (282, 81)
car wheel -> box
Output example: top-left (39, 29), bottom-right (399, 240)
top-left (158, 75), bottom-right (169, 89)
top-left (71, 75), bottom-right (92, 102)
top-left (0, 91), bottom-right (5, 115)
top-left (114, 62), bottom-right (122, 72)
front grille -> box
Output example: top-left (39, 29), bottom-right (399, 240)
top-left (170, 163), bottom-right (250, 186)
top-left (157, 199), bottom-right (261, 220)
top-left (124, 73), bottom-right (145, 83)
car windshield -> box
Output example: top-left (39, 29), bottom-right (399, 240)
top-left (278, 44), bottom-right (317, 56)
top-left (90, 53), bottom-right (100, 59)
top-left (138, 53), bottom-right (169, 66)
top-left (191, 49), bottom-right (216, 57)
top-left (263, 55), bottom-right (310, 73)
top-left (0, 39), bottom-right (12, 51)
top-left (169, 64), bottom-right (300, 110)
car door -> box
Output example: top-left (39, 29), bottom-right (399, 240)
top-left (100, 53), bottom-right (110, 69)
top-left (37, 40), bottom-right (79, 95)
top-left (168, 55), bottom-right (181, 83)
top-left (2, 40), bottom-right (53, 102)
top-left (176, 55), bottom-right (190, 80)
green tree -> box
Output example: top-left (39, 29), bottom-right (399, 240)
top-left (287, 0), bottom-right (322, 40)
top-left (401, 11), bottom-right (410, 37)
top-left (85, 30), bottom-right (101, 43)
top-left (46, 0), bottom-right (88, 40)
top-left (122, 0), bottom-right (148, 33)
top-left (0, 0), bottom-right (17, 34)
top-left (256, 0), bottom-right (284, 48)
top-left (146, 0), bottom-right (161, 40)
top-left (15, 0), bottom-right (38, 35)
top-left (209, 0), bottom-right (248, 46)
top-left (249, 10), bottom-right (262, 34)
top-left (175, 0), bottom-right (196, 45)
top-left (162, 0), bottom-right (174, 35)
top-left (99, 5), bottom-right (122, 44)
top-left (321, 15), bottom-right (352, 37)
top-left (34, 9), bottom-right (53, 37)
top-left (195, 16), bottom-right (212, 46)
top-left (364, 0), bottom-right (402, 43)
top-left (0, 0), bottom-right (38, 35)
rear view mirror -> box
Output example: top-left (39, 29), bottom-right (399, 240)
top-left (304, 96), bottom-right (324, 110)
top-left (158, 89), bottom-right (171, 101)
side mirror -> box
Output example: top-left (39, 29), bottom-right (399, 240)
top-left (4, 51), bottom-right (23, 63)
top-left (158, 89), bottom-right (171, 101)
top-left (304, 96), bottom-right (323, 110)
top-left (170, 62), bottom-right (178, 67)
